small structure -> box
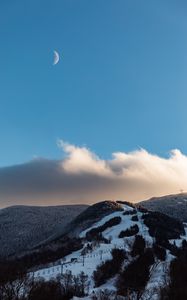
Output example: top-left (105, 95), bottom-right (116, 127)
top-left (71, 257), bottom-right (77, 263)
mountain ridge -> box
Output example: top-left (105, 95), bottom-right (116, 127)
top-left (0, 204), bottom-right (88, 258)
top-left (139, 192), bottom-right (187, 221)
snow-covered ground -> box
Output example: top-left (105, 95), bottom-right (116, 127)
top-left (29, 203), bottom-right (187, 299)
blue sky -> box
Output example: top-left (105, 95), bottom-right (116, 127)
top-left (1, 0), bottom-right (187, 167)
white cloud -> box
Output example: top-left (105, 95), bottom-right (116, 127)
top-left (0, 140), bottom-right (187, 207)
top-left (58, 140), bottom-right (110, 175)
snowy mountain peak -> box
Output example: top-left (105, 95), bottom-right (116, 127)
top-left (29, 201), bottom-right (187, 300)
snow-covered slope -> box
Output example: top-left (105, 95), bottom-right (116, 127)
top-left (29, 201), bottom-right (187, 299)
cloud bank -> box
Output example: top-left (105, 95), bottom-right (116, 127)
top-left (0, 140), bottom-right (187, 207)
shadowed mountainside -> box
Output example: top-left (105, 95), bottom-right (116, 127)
top-left (139, 193), bottom-right (187, 222)
top-left (65, 200), bottom-right (123, 237)
top-left (0, 204), bottom-right (88, 258)
top-left (1, 200), bottom-right (186, 300)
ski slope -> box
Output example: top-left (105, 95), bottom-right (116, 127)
top-left (30, 203), bottom-right (187, 299)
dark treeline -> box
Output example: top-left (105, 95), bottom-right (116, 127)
top-left (86, 216), bottom-right (122, 241)
top-left (160, 240), bottom-right (187, 300)
top-left (0, 236), bottom-right (82, 284)
top-left (0, 268), bottom-right (89, 300)
top-left (93, 249), bottom-right (126, 287)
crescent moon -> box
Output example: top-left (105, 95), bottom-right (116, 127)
top-left (53, 50), bottom-right (60, 65)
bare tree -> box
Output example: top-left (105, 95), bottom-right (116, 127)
top-left (0, 272), bottom-right (31, 300)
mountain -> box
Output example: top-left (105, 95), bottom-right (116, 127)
top-left (11, 201), bottom-right (124, 265)
top-left (139, 193), bottom-right (187, 222)
top-left (65, 200), bottom-right (123, 237)
top-left (2, 200), bottom-right (186, 300)
top-left (0, 204), bottom-right (88, 258)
